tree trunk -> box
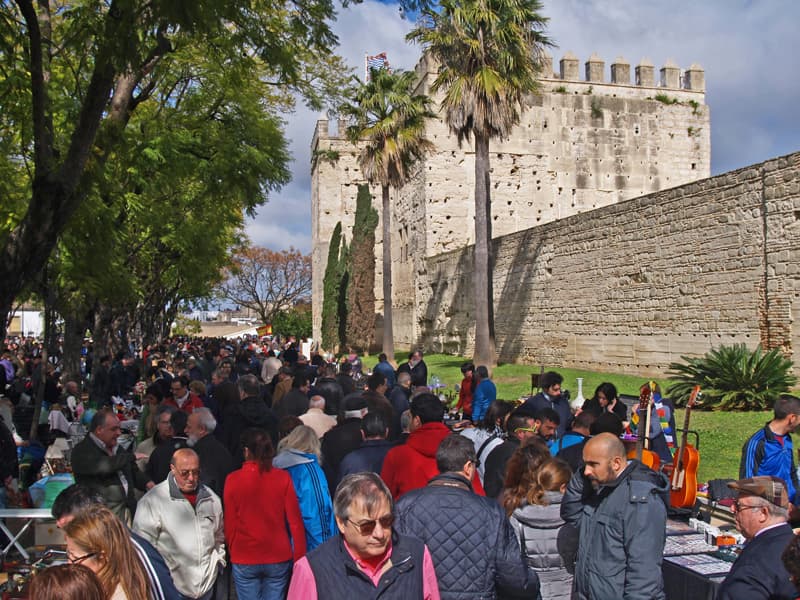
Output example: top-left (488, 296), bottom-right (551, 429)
top-left (62, 311), bottom-right (86, 385)
top-left (473, 132), bottom-right (496, 368)
top-left (29, 351), bottom-right (46, 443)
top-left (93, 303), bottom-right (126, 360)
top-left (381, 185), bottom-right (395, 361)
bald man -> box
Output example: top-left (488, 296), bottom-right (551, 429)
top-left (134, 448), bottom-right (225, 599)
top-left (561, 433), bottom-right (669, 600)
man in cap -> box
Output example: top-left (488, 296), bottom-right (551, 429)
top-left (321, 392), bottom-right (368, 493)
top-left (717, 476), bottom-right (797, 600)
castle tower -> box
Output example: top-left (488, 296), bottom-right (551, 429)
top-left (311, 51), bottom-right (710, 347)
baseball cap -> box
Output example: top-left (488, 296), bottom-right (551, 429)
top-left (728, 476), bottom-right (789, 508)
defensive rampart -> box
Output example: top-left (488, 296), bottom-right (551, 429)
top-left (415, 152), bottom-right (800, 377)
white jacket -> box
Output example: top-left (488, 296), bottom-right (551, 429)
top-left (133, 474), bottom-right (225, 599)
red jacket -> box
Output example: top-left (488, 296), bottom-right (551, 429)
top-left (224, 461), bottom-right (306, 564)
top-left (163, 392), bottom-right (205, 414)
top-left (381, 422), bottom-right (485, 499)
top-left (456, 374), bottom-right (473, 414)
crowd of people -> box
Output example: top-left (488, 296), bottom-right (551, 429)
top-left (1, 336), bottom-right (800, 599)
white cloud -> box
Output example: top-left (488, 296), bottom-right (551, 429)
top-left (246, 0), bottom-right (800, 252)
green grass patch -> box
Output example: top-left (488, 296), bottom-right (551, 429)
top-left (674, 409), bottom-right (768, 483)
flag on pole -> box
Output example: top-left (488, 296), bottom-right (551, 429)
top-left (365, 52), bottom-right (390, 80)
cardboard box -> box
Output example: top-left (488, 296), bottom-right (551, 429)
top-left (34, 522), bottom-right (64, 546)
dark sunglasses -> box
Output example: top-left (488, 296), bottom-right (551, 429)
top-left (347, 514), bottom-right (394, 535)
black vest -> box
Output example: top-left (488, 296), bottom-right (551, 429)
top-left (306, 533), bottom-right (426, 599)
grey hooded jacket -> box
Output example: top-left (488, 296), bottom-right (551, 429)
top-left (561, 460), bottom-right (669, 600)
top-left (509, 491), bottom-right (575, 600)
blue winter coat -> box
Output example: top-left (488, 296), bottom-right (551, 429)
top-left (273, 449), bottom-right (337, 551)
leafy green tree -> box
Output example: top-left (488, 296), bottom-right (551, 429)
top-left (667, 344), bottom-right (797, 410)
top-left (272, 302), bottom-right (312, 340)
top-left (346, 184), bottom-right (379, 352)
top-left (172, 315), bottom-right (202, 337)
top-left (341, 67), bottom-right (434, 362)
top-left (0, 0), bottom-right (348, 341)
top-left (408, 0), bottom-right (551, 366)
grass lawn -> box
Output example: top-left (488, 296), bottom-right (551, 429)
top-left (674, 409), bottom-right (769, 483)
top-left (367, 353), bottom-right (772, 483)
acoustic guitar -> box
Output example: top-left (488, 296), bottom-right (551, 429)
top-left (668, 385), bottom-right (701, 508)
top-left (628, 382), bottom-right (660, 470)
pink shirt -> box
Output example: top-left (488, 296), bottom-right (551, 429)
top-left (287, 540), bottom-right (440, 599)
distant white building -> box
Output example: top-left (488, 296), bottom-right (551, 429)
top-left (7, 308), bottom-right (43, 338)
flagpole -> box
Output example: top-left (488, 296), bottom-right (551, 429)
top-left (365, 53), bottom-right (368, 81)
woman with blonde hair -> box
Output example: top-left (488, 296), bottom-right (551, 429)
top-left (62, 504), bottom-right (150, 600)
top-left (29, 564), bottom-right (105, 600)
top-left (503, 455), bottom-right (576, 600)
top-left (273, 425), bottom-right (336, 551)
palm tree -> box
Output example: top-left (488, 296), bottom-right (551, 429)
top-left (409, 0), bottom-right (551, 366)
top-left (341, 67), bottom-right (435, 362)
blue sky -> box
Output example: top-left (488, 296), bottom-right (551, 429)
top-left (245, 0), bottom-right (800, 254)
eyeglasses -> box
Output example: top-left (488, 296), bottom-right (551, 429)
top-left (515, 426), bottom-right (539, 434)
top-left (469, 459), bottom-right (481, 469)
top-left (177, 469), bottom-right (201, 478)
top-left (347, 514), bottom-right (394, 536)
top-left (733, 501), bottom-right (764, 513)
top-left (68, 551), bottom-right (97, 565)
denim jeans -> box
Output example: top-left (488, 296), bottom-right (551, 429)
top-left (232, 561), bottom-right (292, 600)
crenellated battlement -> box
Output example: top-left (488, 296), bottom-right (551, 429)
top-left (540, 51), bottom-right (705, 93)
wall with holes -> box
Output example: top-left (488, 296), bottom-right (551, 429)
top-left (415, 152), bottom-right (800, 376)
top-left (311, 52), bottom-right (711, 346)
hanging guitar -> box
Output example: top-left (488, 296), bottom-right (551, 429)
top-left (667, 385), bottom-right (701, 508)
top-left (627, 382), bottom-right (660, 471)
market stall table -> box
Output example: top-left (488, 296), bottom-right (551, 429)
top-left (661, 518), bottom-right (738, 600)
top-left (0, 509), bottom-right (54, 562)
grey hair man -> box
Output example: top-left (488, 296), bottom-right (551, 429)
top-left (185, 407), bottom-right (234, 498)
top-left (287, 472), bottom-right (439, 598)
top-left (395, 434), bottom-right (537, 599)
top-left (70, 408), bottom-right (153, 522)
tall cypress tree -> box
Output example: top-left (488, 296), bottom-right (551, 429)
top-left (321, 222), bottom-right (344, 351)
top-left (345, 185), bottom-right (379, 352)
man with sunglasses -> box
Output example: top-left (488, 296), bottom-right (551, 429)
top-left (288, 472), bottom-right (440, 599)
top-left (394, 434), bottom-right (537, 599)
top-left (483, 408), bottom-right (543, 498)
top-left (717, 476), bottom-right (796, 600)
top-left (134, 448), bottom-right (225, 600)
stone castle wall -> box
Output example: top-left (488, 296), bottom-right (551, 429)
top-left (311, 52), bottom-right (711, 346)
top-left (416, 152), bottom-right (800, 377)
